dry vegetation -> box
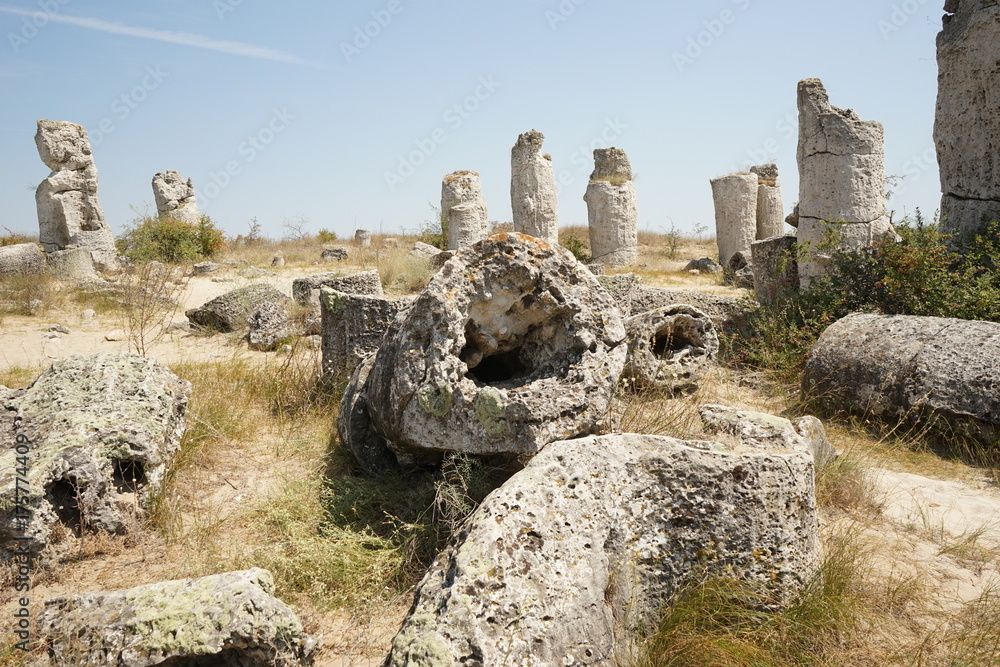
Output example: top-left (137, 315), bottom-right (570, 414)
top-left (0, 229), bottom-right (997, 666)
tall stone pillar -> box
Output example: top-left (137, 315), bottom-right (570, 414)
top-left (152, 170), bottom-right (202, 224)
top-left (584, 147), bottom-right (637, 266)
top-left (510, 129), bottom-right (559, 244)
top-left (751, 163), bottom-right (785, 240)
top-left (441, 170), bottom-right (488, 251)
top-left (710, 173), bottom-right (758, 267)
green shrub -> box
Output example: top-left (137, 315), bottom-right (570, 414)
top-left (419, 203), bottom-right (449, 250)
top-left (118, 214), bottom-right (226, 263)
top-left (722, 213), bottom-right (1000, 384)
top-left (317, 228), bottom-right (338, 244)
top-left (562, 234), bottom-right (591, 263)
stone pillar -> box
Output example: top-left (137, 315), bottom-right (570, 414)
top-left (354, 229), bottom-right (372, 247)
top-left (151, 170), bottom-right (201, 224)
top-left (510, 129), bottom-right (559, 244)
top-left (584, 147), bottom-right (638, 266)
top-left (751, 235), bottom-right (798, 305)
top-left (34, 119), bottom-right (117, 271)
top-left (710, 172), bottom-right (757, 267)
top-left (796, 78), bottom-right (893, 288)
top-left (441, 170), bottom-right (488, 251)
top-left (751, 163), bottom-right (785, 240)
top-left (935, 0), bottom-right (1000, 236)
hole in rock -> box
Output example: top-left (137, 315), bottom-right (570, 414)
top-left (465, 348), bottom-right (529, 385)
top-left (650, 325), bottom-right (697, 359)
top-left (113, 459), bottom-right (147, 495)
top-left (47, 478), bottom-right (82, 535)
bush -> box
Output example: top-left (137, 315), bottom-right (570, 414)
top-left (722, 213), bottom-right (1000, 383)
top-left (561, 234), bottom-right (591, 263)
top-left (118, 214), bottom-right (226, 263)
top-left (317, 228), bottom-right (338, 244)
top-left (419, 203), bottom-right (448, 250)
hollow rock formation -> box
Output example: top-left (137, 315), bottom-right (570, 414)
top-left (584, 148), bottom-right (638, 266)
top-left (935, 0), bottom-right (1000, 235)
top-left (356, 233), bottom-right (627, 467)
top-left (510, 129), bottom-right (559, 244)
top-left (0, 353), bottom-right (189, 560)
top-left (795, 79), bottom-right (893, 287)
top-left (622, 305), bottom-right (718, 390)
top-left (39, 568), bottom-right (319, 666)
top-left (34, 119), bottom-right (118, 272)
top-left (803, 312), bottom-right (1000, 445)
top-left (442, 170), bottom-right (489, 250)
top-left (151, 170), bottom-right (201, 224)
top-left (386, 431), bottom-right (819, 665)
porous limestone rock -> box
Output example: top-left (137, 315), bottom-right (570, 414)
top-left (751, 163), bottom-right (785, 240)
top-left (751, 235), bottom-right (798, 305)
top-left (510, 129), bottom-right (559, 244)
top-left (409, 241), bottom-right (453, 265)
top-left (320, 288), bottom-right (410, 379)
top-left (584, 148), bottom-right (638, 266)
top-left (247, 299), bottom-right (296, 352)
top-left (186, 284), bottom-right (289, 332)
top-left (698, 404), bottom-right (837, 469)
top-left (363, 233), bottom-right (627, 465)
top-left (192, 261), bottom-right (220, 275)
top-left (272, 253), bottom-right (285, 268)
top-left (337, 355), bottom-right (399, 476)
top-left (724, 251), bottom-right (755, 290)
top-left (34, 120), bottom-right (117, 271)
top-left (795, 79), bottom-right (893, 287)
top-left (711, 172), bottom-right (758, 268)
top-left (442, 170), bottom-right (489, 250)
top-left (623, 305), bottom-right (718, 390)
top-left (683, 257), bottom-right (722, 274)
top-left (630, 285), bottom-right (747, 328)
top-left (151, 170), bottom-right (201, 224)
top-left (386, 432), bottom-right (819, 666)
top-left (293, 269), bottom-right (383, 334)
top-left (935, 0), bottom-right (1000, 235)
top-left (355, 228), bottom-right (372, 247)
top-left (803, 312), bottom-right (1000, 444)
top-left (0, 354), bottom-right (189, 560)
top-left (0, 243), bottom-right (45, 278)
top-left (39, 568), bottom-right (318, 666)
top-left (321, 246), bottom-right (349, 262)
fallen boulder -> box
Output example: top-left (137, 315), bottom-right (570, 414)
top-left (0, 243), bottom-right (45, 278)
top-left (803, 312), bottom-right (1000, 444)
top-left (363, 233), bottom-right (627, 464)
top-left (623, 305), bottom-right (718, 390)
top-left (39, 568), bottom-right (319, 666)
top-left (699, 404), bottom-right (837, 468)
top-left (0, 353), bottom-right (189, 560)
top-left (186, 283), bottom-right (289, 332)
top-left (386, 431), bottom-right (819, 665)
top-left (247, 299), bottom-right (297, 351)
top-left (337, 355), bottom-right (398, 476)
top-left (320, 288), bottom-right (411, 379)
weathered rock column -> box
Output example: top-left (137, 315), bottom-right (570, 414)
top-left (441, 170), bottom-right (488, 250)
top-left (355, 228), bottom-right (372, 247)
top-left (796, 79), bottom-right (893, 287)
top-left (151, 170), bottom-right (201, 224)
top-left (751, 163), bottom-right (785, 240)
top-left (711, 172), bottom-right (758, 267)
top-left (584, 147), bottom-right (638, 266)
top-left (34, 119), bottom-right (118, 271)
top-left (510, 129), bottom-right (559, 243)
top-left (935, 0), bottom-right (1000, 235)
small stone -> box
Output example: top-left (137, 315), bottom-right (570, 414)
top-left (104, 330), bottom-right (125, 341)
top-left (271, 254), bottom-right (285, 267)
top-left (48, 324), bottom-right (70, 334)
top-left (192, 261), bottom-right (220, 275)
top-left (81, 309), bottom-right (95, 321)
top-left (321, 246), bottom-right (349, 262)
top-left (277, 344), bottom-right (293, 355)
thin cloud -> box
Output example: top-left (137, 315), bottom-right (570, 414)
top-left (0, 5), bottom-right (331, 69)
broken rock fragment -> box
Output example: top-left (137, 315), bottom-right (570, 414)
top-left (623, 304), bottom-right (718, 390)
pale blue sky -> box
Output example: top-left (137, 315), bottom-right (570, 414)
top-left (1, 1), bottom-right (942, 240)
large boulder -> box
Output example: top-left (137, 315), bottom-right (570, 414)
top-left (935, 0), bottom-right (1000, 235)
top-left (803, 312), bottom-right (1000, 444)
top-left (698, 404), bottom-right (837, 469)
top-left (0, 354), bottom-right (189, 560)
top-left (247, 299), bottom-right (297, 351)
top-left (622, 305), bottom-right (718, 390)
top-left (39, 568), bottom-right (319, 666)
top-left (320, 288), bottom-right (411, 379)
top-left (0, 243), bottom-right (45, 278)
top-left (360, 233), bottom-right (627, 466)
top-left (337, 355), bottom-right (399, 476)
top-left (386, 431), bottom-right (819, 666)
top-left (186, 283), bottom-right (289, 332)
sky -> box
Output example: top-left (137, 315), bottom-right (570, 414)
top-left (0, 0), bottom-right (944, 241)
